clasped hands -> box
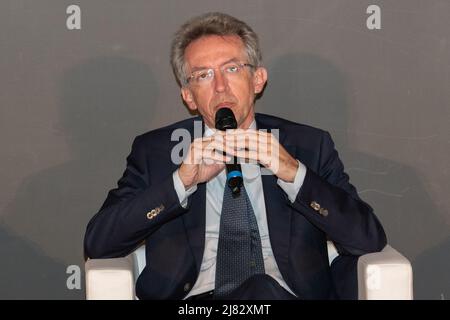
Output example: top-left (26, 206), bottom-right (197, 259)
top-left (178, 129), bottom-right (299, 190)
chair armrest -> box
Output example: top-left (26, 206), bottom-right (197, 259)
top-left (358, 245), bottom-right (413, 300)
top-left (85, 256), bottom-right (136, 300)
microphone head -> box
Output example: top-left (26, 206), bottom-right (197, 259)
top-left (215, 107), bottom-right (237, 131)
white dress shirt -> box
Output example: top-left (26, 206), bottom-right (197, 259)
top-left (172, 120), bottom-right (307, 298)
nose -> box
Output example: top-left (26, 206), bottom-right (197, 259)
top-left (213, 69), bottom-right (228, 93)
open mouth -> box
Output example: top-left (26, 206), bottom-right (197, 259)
top-left (215, 102), bottom-right (235, 112)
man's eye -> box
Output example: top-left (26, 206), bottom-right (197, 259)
top-left (196, 71), bottom-right (212, 81)
top-left (226, 65), bottom-right (239, 73)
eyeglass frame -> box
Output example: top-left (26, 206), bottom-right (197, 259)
top-left (184, 60), bottom-right (255, 87)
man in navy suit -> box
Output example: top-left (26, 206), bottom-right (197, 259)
top-left (84, 12), bottom-right (386, 300)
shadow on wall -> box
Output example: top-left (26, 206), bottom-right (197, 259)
top-left (259, 53), bottom-right (450, 299)
top-left (1, 57), bottom-right (158, 299)
top-left (0, 225), bottom-right (72, 299)
top-left (414, 236), bottom-right (450, 300)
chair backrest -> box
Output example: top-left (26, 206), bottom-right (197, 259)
top-left (130, 241), bottom-right (340, 281)
top-left (131, 245), bottom-right (146, 277)
top-left (327, 241), bottom-right (339, 264)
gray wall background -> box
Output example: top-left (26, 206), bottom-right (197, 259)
top-left (0, 0), bottom-right (449, 299)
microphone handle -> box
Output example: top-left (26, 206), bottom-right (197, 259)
top-left (226, 157), bottom-right (243, 195)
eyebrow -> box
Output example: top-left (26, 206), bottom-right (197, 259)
top-left (189, 58), bottom-right (241, 73)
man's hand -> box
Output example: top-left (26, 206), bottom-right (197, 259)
top-left (222, 129), bottom-right (299, 182)
top-left (178, 129), bottom-right (299, 189)
top-left (178, 132), bottom-right (230, 190)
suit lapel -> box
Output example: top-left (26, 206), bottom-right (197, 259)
top-left (256, 114), bottom-right (295, 275)
top-left (180, 117), bottom-right (206, 274)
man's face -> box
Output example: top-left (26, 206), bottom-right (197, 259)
top-left (181, 35), bottom-right (267, 129)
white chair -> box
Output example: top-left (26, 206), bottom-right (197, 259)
top-left (85, 242), bottom-right (413, 300)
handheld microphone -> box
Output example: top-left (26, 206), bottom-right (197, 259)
top-left (215, 107), bottom-right (242, 195)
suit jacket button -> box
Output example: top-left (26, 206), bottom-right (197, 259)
top-left (310, 201), bottom-right (321, 211)
top-left (153, 204), bottom-right (164, 215)
top-left (184, 283), bottom-right (191, 292)
top-left (146, 209), bottom-right (156, 220)
top-left (319, 208), bottom-right (328, 216)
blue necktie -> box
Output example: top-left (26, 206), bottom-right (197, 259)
top-left (214, 184), bottom-right (265, 297)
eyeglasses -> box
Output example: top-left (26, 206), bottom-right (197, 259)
top-left (185, 61), bottom-right (254, 87)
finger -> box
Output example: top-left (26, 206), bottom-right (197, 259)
top-left (225, 132), bottom-right (273, 144)
top-left (233, 149), bottom-right (274, 166)
top-left (191, 142), bottom-right (221, 163)
top-left (233, 149), bottom-right (259, 162)
top-left (226, 138), bottom-right (272, 156)
top-left (187, 136), bottom-right (229, 164)
top-left (223, 128), bottom-right (249, 135)
top-left (203, 150), bottom-right (232, 164)
top-left (206, 136), bottom-right (275, 162)
top-left (193, 138), bottom-right (221, 160)
top-left (206, 139), bottom-right (237, 156)
top-left (185, 145), bottom-right (203, 164)
top-left (225, 133), bottom-right (273, 150)
top-left (212, 130), bottom-right (225, 137)
top-left (191, 136), bottom-right (217, 149)
top-left (224, 129), bottom-right (269, 138)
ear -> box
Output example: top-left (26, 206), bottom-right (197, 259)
top-left (253, 67), bottom-right (268, 95)
top-left (181, 87), bottom-right (197, 111)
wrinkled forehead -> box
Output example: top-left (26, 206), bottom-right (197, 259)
top-left (184, 35), bottom-right (248, 71)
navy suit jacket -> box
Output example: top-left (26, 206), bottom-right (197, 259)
top-left (84, 113), bottom-right (386, 299)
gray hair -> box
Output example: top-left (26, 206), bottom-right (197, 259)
top-left (170, 12), bottom-right (262, 86)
